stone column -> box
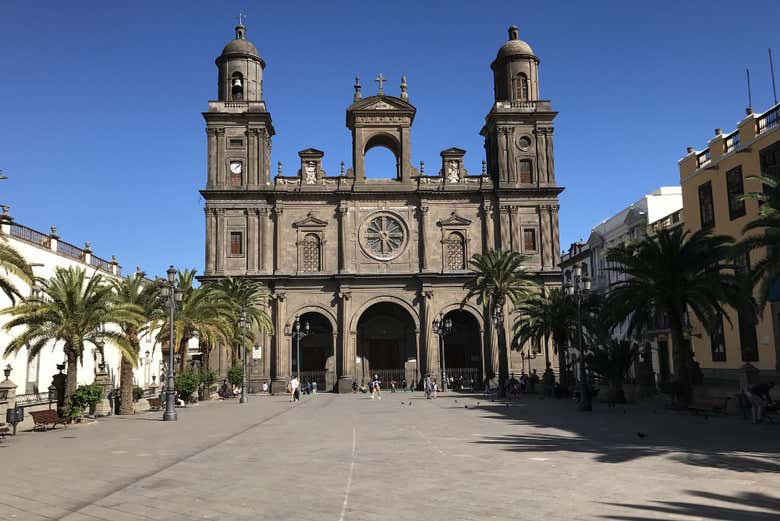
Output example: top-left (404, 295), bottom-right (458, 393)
top-left (271, 292), bottom-right (288, 394)
top-left (260, 208), bottom-right (271, 273)
top-left (482, 202), bottom-right (495, 252)
top-left (419, 205), bottom-right (430, 272)
top-left (499, 205), bottom-right (511, 250)
top-left (509, 206), bottom-right (519, 252)
top-left (538, 205), bottom-right (549, 269)
top-left (215, 128), bottom-right (226, 186)
top-left (337, 290), bottom-right (354, 393)
top-left (205, 208), bottom-right (215, 274)
top-left (206, 128), bottom-right (217, 188)
top-left (273, 205), bottom-right (284, 274)
top-left (497, 128), bottom-right (508, 183)
top-left (421, 290), bottom-right (436, 377)
top-left (215, 209), bottom-right (225, 274)
top-left (338, 204), bottom-right (351, 273)
top-left (245, 129), bottom-right (255, 188)
top-left (247, 209), bottom-right (258, 273)
top-left (551, 204), bottom-right (561, 267)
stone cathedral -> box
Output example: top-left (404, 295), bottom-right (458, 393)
top-left (200, 23), bottom-right (563, 393)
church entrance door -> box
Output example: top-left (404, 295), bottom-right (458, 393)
top-left (442, 310), bottom-right (484, 391)
top-left (356, 302), bottom-right (417, 390)
top-left (293, 312), bottom-right (336, 391)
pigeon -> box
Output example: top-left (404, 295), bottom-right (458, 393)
top-left (464, 405), bottom-right (468, 409)
top-left (408, 402), bottom-right (412, 406)
top-left (476, 401), bottom-right (480, 405)
top-left (454, 399), bottom-right (458, 403)
top-left (636, 432), bottom-right (647, 439)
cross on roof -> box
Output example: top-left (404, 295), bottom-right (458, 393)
top-left (375, 73), bottom-right (386, 94)
top-left (238, 11), bottom-right (246, 26)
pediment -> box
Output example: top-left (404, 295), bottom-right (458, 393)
top-left (293, 212), bottom-right (328, 228)
top-left (441, 147), bottom-right (467, 156)
top-left (587, 231), bottom-right (604, 247)
top-left (438, 211), bottom-right (472, 227)
top-left (298, 148), bottom-right (324, 157)
top-left (349, 95), bottom-right (416, 113)
top-left (623, 208), bottom-right (647, 226)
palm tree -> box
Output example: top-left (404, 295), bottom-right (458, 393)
top-left (586, 339), bottom-right (640, 404)
top-left (156, 269), bottom-right (233, 373)
top-left (739, 171), bottom-right (780, 310)
top-left (0, 239), bottom-right (34, 304)
top-left (605, 227), bottom-right (749, 407)
top-left (208, 277), bottom-right (273, 368)
top-left (464, 249), bottom-right (537, 393)
top-left (512, 287), bottom-right (574, 388)
top-left (2, 266), bottom-right (142, 402)
top-left (111, 272), bottom-right (160, 415)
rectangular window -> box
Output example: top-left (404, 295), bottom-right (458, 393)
top-left (710, 314), bottom-right (726, 362)
top-left (230, 231), bottom-right (243, 255)
top-left (726, 166), bottom-right (746, 220)
top-left (229, 138), bottom-right (244, 148)
top-left (698, 181), bottom-right (715, 229)
top-left (523, 229), bottom-right (537, 251)
top-left (518, 160), bottom-right (533, 184)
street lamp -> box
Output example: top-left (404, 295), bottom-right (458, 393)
top-left (160, 265), bottom-right (183, 421)
top-left (564, 264), bottom-right (591, 412)
top-left (291, 315), bottom-right (310, 382)
top-left (432, 313), bottom-right (454, 392)
top-left (238, 310), bottom-right (249, 404)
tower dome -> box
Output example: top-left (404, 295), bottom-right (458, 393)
top-left (215, 24), bottom-right (265, 102)
top-left (490, 25), bottom-right (540, 103)
top-left (496, 25), bottom-right (535, 59)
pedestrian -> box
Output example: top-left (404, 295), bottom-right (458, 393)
top-left (289, 376), bottom-right (300, 402)
top-left (312, 381), bottom-right (317, 396)
top-left (305, 381), bottom-right (312, 395)
top-left (432, 378), bottom-right (438, 399)
top-left (520, 372), bottom-right (528, 394)
top-left (746, 381), bottom-right (775, 423)
top-left (402, 378), bottom-right (407, 392)
top-left (352, 380), bottom-right (358, 394)
top-left (390, 379), bottom-right (396, 393)
top-left (529, 369), bottom-right (539, 394)
top-left (425, 374), bottom-right (433, 399)
top-left (262, 382), bottom-right (269, 393)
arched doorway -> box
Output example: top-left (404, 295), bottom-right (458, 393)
top-left (356, 302), bottom-right (417, 389)
top-left (292, 312), bottom-right (336, 391)
top-left (442, 309), bottom-right (483, 391)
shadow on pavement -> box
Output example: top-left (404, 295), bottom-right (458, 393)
top-left (467, 395), bottom-right (780, 473)
top-left (601, 490), bottom-right (780, 520)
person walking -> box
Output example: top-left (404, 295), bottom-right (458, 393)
top-left (746, 381), bottom-right (775, 423)
top-left (425, 374), bottom-right (433, 399)
top-left (289, 376), bottom-right (300, 402)
top-left (352, 380), bottom-right (358, 394)
top-left (312, 381), bottom-right (317, 396)
top-left (372, 374), bottom-right (382, 400)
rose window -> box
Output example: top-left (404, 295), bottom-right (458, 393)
top-left (363, 214), bottom-right (406, 260)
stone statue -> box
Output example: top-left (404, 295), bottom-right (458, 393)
top-left (304, 161), bottom-right (317, 184)
top-left (446, 161), bottom-right (460, 183)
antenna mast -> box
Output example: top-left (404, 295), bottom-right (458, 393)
top-left (770, 48), bottom-right (778, 105)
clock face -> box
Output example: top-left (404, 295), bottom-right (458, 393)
top-left (230, 161), bottom-right (242, 174)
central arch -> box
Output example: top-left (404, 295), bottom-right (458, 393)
top-left (356, 301), bottom-right (418, 389)
top-left (364, 133), bottom-right (401, 180)
top-left (288, 309), bottom-right (336, 391)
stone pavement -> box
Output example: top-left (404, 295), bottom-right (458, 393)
top-left (1, 392), bottom-right (779, 520)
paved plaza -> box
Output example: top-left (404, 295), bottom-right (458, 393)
top-left (1, 393), bottom-right (779, 520)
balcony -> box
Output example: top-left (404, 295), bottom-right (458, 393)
top-left (493, 99), bottom-right (553, 113)
top-left (206, 100), bottom-right (268, 113)
top-left (758, 104), bottom-right (779, 134)
top-left (696, 149), bottom-right (711, 168)
top-left (724, 131), bottom-right (740, 153)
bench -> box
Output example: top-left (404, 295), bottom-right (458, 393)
top-left (29, 410), bottom-right (67, 431)
top-left (688, 396), bottom-right (731, 416)
top-left (147, 397), bottom-right (162, 411)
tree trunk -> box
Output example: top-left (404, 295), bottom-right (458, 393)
top-left (669, 313), bottom-right (692, 408)
top-left (179, 337), bottom-right (189, 373)
top-left (497, 326), bottom-right (509, 397)
top-left (64, 348), bottom-right (78, 405)
top-left (556, 337), bottom-right (568, 390)
top-left (118, 356), bottom-right (135, 415)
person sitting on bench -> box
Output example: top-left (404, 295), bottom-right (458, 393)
top-left (746, 381), bottom-right (775, 424)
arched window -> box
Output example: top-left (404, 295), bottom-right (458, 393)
top-left (231, 73), bottom-right (244, 101)
top-left (445, 232), bottom-right (466, 271)
top-left (512, 73), bottom-right (529, 101)
top-left (301, 233), bottom-right (321, 272)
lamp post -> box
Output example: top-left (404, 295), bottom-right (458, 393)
top-left (238, 310), bottom-right (248, 404)
top-left (432, 313), bottom-right (454, 392)
top-left (492, 302), bottom-right (505, 395)
top-left (564, 264), bottom-right (591, 412)
top-left (291, 315), bottom-right (310, 382)
top-left (160, 265), bottom-right (182, 421)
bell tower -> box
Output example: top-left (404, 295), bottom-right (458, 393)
top-left (203, 22), bottom-right (275, 190)
top-left (481, 25), bottom-right (556, 188)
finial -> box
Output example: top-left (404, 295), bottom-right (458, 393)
top-left (375, 73), bottom-right (386, 95)
top-left (238, 11), bottom-right (246, 26)
top-left (277, 161), bottom-right (283, 176)
top-left (419, 160), bottom-right (425, 175)
top-left (235, 13), bottom-right (247, 39)
top-left (353, 76), bottom-right (362, 102)
top-left (84, 241), bottom-right (91, 251)
top-left (508, 25), bottom-right (519, 41)
top-left (340, 161), bottom-right (345, 175)
top-left (1, 205), bottom-right (9, 215)
top-left (481, 160), bottom-right (487, 175)
top-left (400, 75), bottom-right (408, 100)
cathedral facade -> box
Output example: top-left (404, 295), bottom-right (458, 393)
top-left (200, 24), bottom-right (563, 393)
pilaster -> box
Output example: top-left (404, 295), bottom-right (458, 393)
top-left (260, 208), bottom-right (272, 273)
top-left (215, 128), bottom-right (226, 186)
top-left (273, 205), bottom-right (284, 274)
top-left (206, 128), bottom-right (217, 188)
top-left (337, 290), bottom-right (354, 392)
top-left (418, 205), bottom-right (431, 272)
top-left (215, 208), bottom-right (226, 274)
top-left (338, 203), bottom-right (351, 273)
top-left (271, 291), bottom-right (288, 393)
top-left (247, 208), bottom-right (258, 273)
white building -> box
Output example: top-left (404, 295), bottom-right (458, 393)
top-left (560, 187), bottom-right (683, 386)
top-left (0, 206), bottom-right (163, 398)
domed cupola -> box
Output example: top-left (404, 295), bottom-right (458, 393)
top-left (215, 23), bottom-right (265, 101)
top-left (491, 25), bottom-right (540, 103)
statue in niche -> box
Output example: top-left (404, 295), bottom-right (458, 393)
top-left (304, 161), bottom-right (317, 184)
top-left (446, 160), bottom-right (460, 183)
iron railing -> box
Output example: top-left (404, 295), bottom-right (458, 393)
top-left (298, 370), bottom-right (327, 391)
top-left (9, 223), bottom-right (50, 247)
top-left (443, 368), bottom-right (484, 391)
top-left (13, 392), bottom-right (54, 407)
top-left (758, 105), bottom-right (779, 134)
top-left (90, 255), bottom-right (113, 273)
top-left (724, 131), bottom-right (740, 153)
top-left (57, 239), bottom-right (84, 260)
top-left (697, 149), bottom-right (711, 168)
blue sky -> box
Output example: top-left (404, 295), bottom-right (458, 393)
top-left (1, 1), bottom-right (779, 278)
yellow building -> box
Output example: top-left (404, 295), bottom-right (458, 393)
top-left (679, 102), bottom-right (780, 382)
